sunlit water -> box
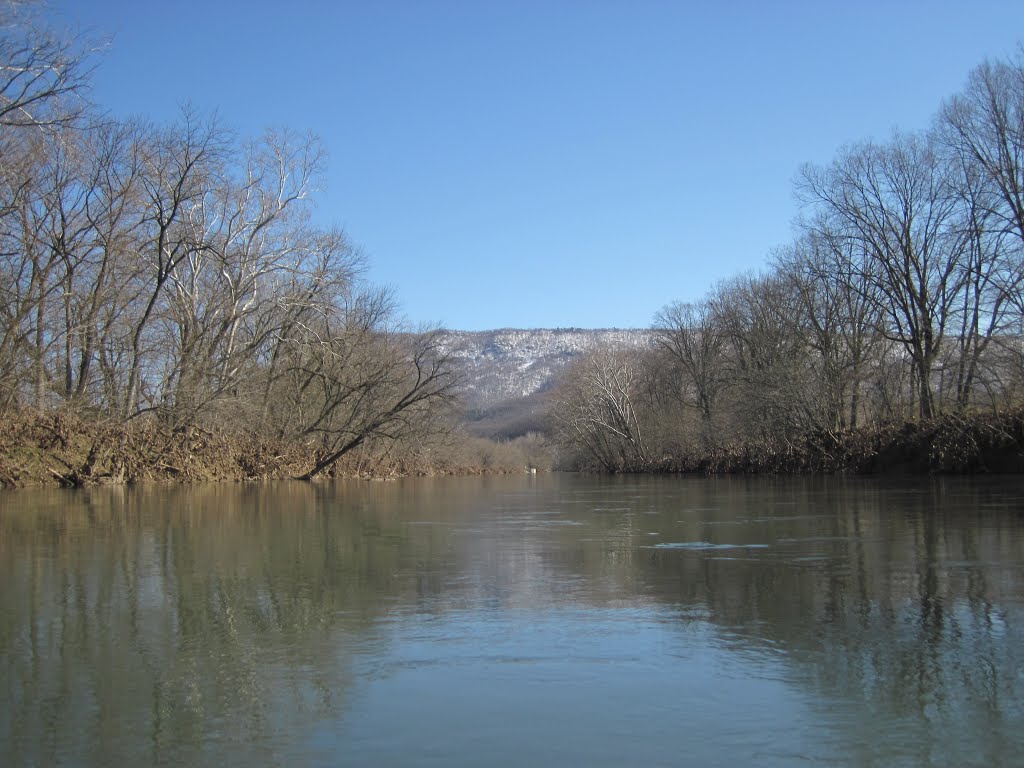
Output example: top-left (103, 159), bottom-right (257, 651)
top-left (2, 474), bottom-right (1023, 766)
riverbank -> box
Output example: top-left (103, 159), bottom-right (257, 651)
top-left (0, 412), bottom-right (297, 488)
top-left (0, 411), bottom-right (528, 489)
top-left (660, 409), bottom-right (1024, 475)
top-left (3, 409), bottom-right (1022, 489)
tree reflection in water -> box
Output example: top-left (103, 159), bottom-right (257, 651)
top-left (1, 475), bottom-right (1022, 766)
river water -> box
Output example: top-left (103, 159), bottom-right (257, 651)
top-left (2, 474), bottom-right (1023, 766)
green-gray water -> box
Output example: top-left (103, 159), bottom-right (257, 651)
top-left (2, 474), bottom-right (1023, 767)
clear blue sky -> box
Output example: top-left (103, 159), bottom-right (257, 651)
top-left (51, 1), bottom-right (1024, 330)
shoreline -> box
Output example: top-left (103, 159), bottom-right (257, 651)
top-left (3, 408), bottom-right (1023, 490)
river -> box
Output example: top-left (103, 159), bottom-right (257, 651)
top-left (2, 474), bottom-right (1023, 766)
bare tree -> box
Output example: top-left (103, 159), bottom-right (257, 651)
top-left (940, 54), bottom-right (1024, 407)
top-left (710, 272), bottom-right (818, 440)
top-left (71, 120), bottom-right (146, 408)
top-left (0, 128), bottom-right (57, 408)
top-left (275, 306), bottom-right (461, 480)
top-left (552, 345), bottom-right (653, 472)
top-left (798, 132), bottom-right (967, 418)
top-left (941, 53), bottom-right (1024, 246)
top-left (117, 109), bottom-right (227, 419)
top-left (947, 150), bottom-right (1021, 409)
top-left (0, 8), bottom-right (470, 482)
top-left (653, 299), bottom-right (727, 445)
top-left (0, 0), bottom-right (97, 131)
top-left (158, 127), bottom-right (326, 427)
top-left (776, 227), bottom-right (883, 429)
top-left (252, 227), bottom-right (364, 431)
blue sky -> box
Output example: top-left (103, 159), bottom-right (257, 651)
top-left (52, 1), bottom-right (1024, 330)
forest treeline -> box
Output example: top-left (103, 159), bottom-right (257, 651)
top-left (552, 50), bottom-right (1024, 473)
top-left (0, 3), bottom-right (533, 484)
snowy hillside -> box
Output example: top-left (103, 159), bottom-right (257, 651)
top-left (440, 328), bottom-right (653, 412)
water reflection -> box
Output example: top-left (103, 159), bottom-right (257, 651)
top-left (2, 476), bottom-right (1023, 766)
top-left (1, 482), bottom-right (408, 766)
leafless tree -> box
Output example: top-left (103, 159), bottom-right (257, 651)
top-left (941, 53), bottom-right (1024, 246)
top-left (940, 54), bottom-right (1024, 407)
top-left (552, 345), bottom-right (653, 472)
top-left (73, 120), bottom-right (146, 408)
top-left (711, 272), bottom-right (818, 440)
top-left (776, 227), bottom-right (883, 429)
top-left (118, 109), bottom-right (228, 420)
top-left (653, 299), bottom-right (727, 445)
top-left (157, 127), bottom-right (325, 427)
top-left (0, 0), bottom-right (96, 131)
top-left (798, 132), bottom-right (967, 418)
top-left (269, 300), bottom-right (460, 480)
top-left (0, 5), bottom-right (467, 481)
top-left (0, 128), bottom-right (55, 408)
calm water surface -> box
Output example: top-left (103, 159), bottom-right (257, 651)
top-left (2, 474), bottom-right (1024, 766)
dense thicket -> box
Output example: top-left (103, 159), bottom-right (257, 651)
top-left (553, 51), bottom-right (1024, 473)
top-left (0, 3), bottom-right (460, 480)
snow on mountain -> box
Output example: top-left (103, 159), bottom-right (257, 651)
top-left (440, 328), bottom-right (653, 410)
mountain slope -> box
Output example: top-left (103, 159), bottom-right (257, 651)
top-left (439, 328), bottom-right (653, 438)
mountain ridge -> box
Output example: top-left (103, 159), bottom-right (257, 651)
top-left (438, 327), bottom-right (654, 438)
